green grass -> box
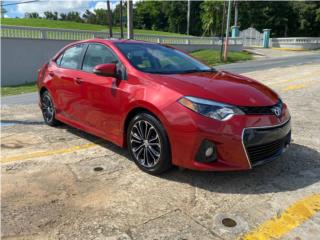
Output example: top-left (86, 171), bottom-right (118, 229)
top-left (191, 49), bottom-right (252, 66)
top-left (2, 18), bottom-right (185, 36)
top-left (1, 82), bottom-right (37, 96)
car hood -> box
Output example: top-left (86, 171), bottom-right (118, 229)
top-left (149, 71), bottom-right (279, 106)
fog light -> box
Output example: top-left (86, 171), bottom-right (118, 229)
top-left (196, 140), bottom-right (217, 163)
top-left (205, 147), bottom-right (214, 157)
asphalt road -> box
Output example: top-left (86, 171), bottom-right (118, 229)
top-left (215, 53), bottom-right (320, 73)
top-left (2, 53), bottom-right (319, 106)
top-left (2, 59), bottom-right (320, 240)
top-left (2, 92), bottom-right (38, 106)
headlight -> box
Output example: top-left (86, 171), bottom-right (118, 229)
top-left (178, 96), bottom-right (244, 121)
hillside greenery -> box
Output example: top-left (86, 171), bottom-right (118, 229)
top-left (1, 18), bottom-right (185, 36)
top-left (4, 1), bottom-right (319, 37)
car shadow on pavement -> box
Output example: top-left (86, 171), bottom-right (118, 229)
top-left (63, 125), bottom-right (131, 159)
top-left (161, 143), bottom-right (320, 194)
top-left (62, 124), bottom-right (319, 194)
top-left (0, 120), bottom-right (45, 126)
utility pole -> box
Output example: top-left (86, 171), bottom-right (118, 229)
top-left (234, 0), bottom-right (238, 27)
top-left (220, 2), bottom-right (226, 62)
top-left (120, 0), bottom-right (124, 39)
top-left (187, 0), bottom-right (191, 35)
top-left (127, 0), bottom-right (133, 39)
top-left (107, 0), bottom-right (113, 38)
top-left (0, 0), bottom-right (4, 18)
top-left (223, 0), bottom-right (232, 62)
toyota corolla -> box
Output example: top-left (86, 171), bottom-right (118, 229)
top-left (37, 39), bottom-right (291, 174)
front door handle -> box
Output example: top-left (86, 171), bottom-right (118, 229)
top-left (74, 77), bottom-right (83, 85)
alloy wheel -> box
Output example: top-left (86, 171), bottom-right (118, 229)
top-left (130, 120), bottom-right (161, 168)
top-left (41, 94), bottom-right (54, 123)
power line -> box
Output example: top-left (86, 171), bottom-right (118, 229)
top-left (2, 0), bottom-right (40, 7)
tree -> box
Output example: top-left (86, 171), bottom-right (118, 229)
top-left (291, 1), bottom-right (320, 37)
top-left (134, 1), bottom-right (164, 30)
top-left (200, 1), bottom-right (224, 36)
top-left (82, 10), bottom-right (96, 24)
top-left (25, 12), bottom-right (40, 19)
top-left (200, 1), bottom-right (320, 37)
top-left (237, 1), bottom-right (293, 37)
top-left (44, 11), bottom-right (58, 20)
top-left (60, 13), bottom-right (67, 21)
top-left (163, 1), bottom-right (187, 33)
top-left (113, 1), bottom-right (127, 27)
top-left (66, 11), bottom-right (83, 23)
top-left (189, 1), bottom-right (203, 36)
top-left (94, 9), bottom-right (107, 25)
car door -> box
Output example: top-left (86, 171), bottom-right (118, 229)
top-left (50, 44), bottom-right (86, 122)
top-left (79, 43), bottom-right (129, 141)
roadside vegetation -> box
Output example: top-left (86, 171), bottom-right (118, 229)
top-left (3, 1), bottom-right (319, 37)
top-left (1, 50), bottom-right (252, 96)
top-left (191, 49), bottom-right (252, 66)
top-left (2, 18), bottom-right (186, 36)
top-left (1, 83), bottom-right (37, 96)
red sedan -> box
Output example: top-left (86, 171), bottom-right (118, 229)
top-left (37, 39), bottom-right (291, 174)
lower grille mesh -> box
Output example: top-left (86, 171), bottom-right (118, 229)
top-left (247, 138), bottom-right (284, 163)
top-left (245, 131), bottom-right (291, 165)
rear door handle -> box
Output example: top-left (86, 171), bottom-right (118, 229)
top-left (74, 77), bottom-right (83, 85)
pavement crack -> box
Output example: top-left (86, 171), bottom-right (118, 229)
top-left (181, 210), bottom-right (226, 240)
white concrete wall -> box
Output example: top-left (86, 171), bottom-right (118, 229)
top-left (2, 38), bottom-right (72, 86)
top-left (1, 38), bottom-right (242, 86)
top-left (271, 38), bottom-right (320, 50)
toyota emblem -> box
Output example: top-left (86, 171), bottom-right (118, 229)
top-left (271, 106), bottom-right (282, 117)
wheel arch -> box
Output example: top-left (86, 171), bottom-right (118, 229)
top-left (122, 104), bottom-right (171, 149)
top-left (39, 87), bottom-right (48, 96)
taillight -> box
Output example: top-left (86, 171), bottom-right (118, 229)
top-left (38, 62), bottom-right (49, 82)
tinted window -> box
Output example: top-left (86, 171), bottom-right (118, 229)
top-left (115, 43), bottom-right (211, 74)
top-left (60, 44), bottom-right (84, 69)
top-left (82, 44), bottom-right (118, 72)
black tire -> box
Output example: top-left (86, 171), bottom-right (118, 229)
top-left (40, 91), bottom-right (61, 126)
top-left (127, 112), bottom-right (172, 174)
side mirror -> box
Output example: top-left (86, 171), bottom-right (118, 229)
top-left (93, 63), bottom-right (117, 78)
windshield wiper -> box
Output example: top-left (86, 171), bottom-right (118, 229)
top-left (145, 68), bottom-right (216, 75)
top-left (179, 68), bottom-right (216, 74)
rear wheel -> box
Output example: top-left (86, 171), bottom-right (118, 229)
top-left (127, 113), bottom-right (171, 174)
top-left (41, 91), bottom-right (60, 126)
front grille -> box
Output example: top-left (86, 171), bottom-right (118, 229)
top-left (239, 100), bottom-right (283, 115)
top-left (246, 132), bottom-right (290, 165)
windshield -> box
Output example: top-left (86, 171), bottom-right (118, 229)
top-left (114, 42), bottom-right (213, 74)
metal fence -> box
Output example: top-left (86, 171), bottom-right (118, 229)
top-left (240, 27), bottom-right (263, 47)
top-left (1, 25), bottom-right (242, 45)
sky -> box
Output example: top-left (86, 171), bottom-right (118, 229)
top-left (2, 0), bottom-right (120, 18)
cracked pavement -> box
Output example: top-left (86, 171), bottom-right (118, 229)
top-left (1, 61), bottom-right (320, 240)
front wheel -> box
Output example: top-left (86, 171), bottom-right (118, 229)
top-left (40, 91), bottom-right (60, 126)
top-left (127, 113), bottom-right (171, 174)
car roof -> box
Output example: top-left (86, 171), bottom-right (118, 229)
top-left (80, 38), bottom-right (157, 45)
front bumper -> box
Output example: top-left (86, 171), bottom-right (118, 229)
top-left (242, 119), bottom-right (291, 168)
top-left (163, 102), bottom-right (291, 171)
